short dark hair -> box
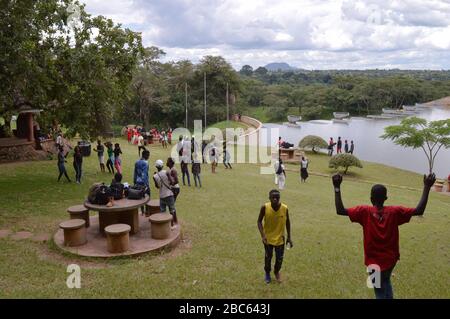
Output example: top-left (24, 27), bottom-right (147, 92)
top-left (114, 173), bottom-right (123, 183)
top-left (371, 184), bottom-right (387, 200)
top-left (142, 150), bottom-right (150, 160)
top-left (269, 189), bottom-right (280, 197)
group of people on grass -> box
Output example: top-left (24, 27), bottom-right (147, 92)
top-left (274, 156), bottom-right (310, 190)
top-left (328, 137), bottom-right (355, 156)
top-left (259, 172), bottom-right (436, 299)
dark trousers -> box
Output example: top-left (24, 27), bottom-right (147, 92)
top-left (182, 170), bottom-right (191, 186)
top-left (73, 162), bottom-right (82, 182)
top-left (106, 158), bottom-right (114, 174)
top-left (374, 267), bottom-right (394, 299)
top-left (57, 163), bottom-right (70, 182)
top-left (193, 173), bottom-right (201, 187)
top-left (264, 243), bottom-right (285, 274)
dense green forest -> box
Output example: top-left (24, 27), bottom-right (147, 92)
top-left (2, 0), bottom-right (450, 139)
top-left (238, 66), bottom-right (450, 122)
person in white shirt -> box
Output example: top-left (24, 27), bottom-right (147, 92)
top-left (137, 134), bottom-right (145, 157)
top-left (274, 159), bottom-right (286, 190)
top-left (300, 156), bottom-right (309, 183)
top-left (153, 159), bottom-right (177, 227)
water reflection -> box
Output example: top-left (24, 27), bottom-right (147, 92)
top-left (261, 107), bottom-right (450, 178)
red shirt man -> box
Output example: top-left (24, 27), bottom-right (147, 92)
top-left (332, 173), bottom-right (436, 299)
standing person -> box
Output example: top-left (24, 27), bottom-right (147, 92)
top-left (344, 140), bottom-right (349, 153)
top-left (134, 150), bottom-right (150, 215)
top-left (275, 159), bottom-right (286, 190)
top-left (113, 143), bottom-right (123, 175)
top-left (349, 140), bottom-right (355, 154)
top-left (201, 140), bottom-right (207, 164)
top-left (337, 137), bottom-right (342, 154)
top-left (56, 132), bottom-right (63, 149)
top-left (166, 157), bottom-right (180, 201)
top-left (153, 160), bottom-right (178, 227)
top-left (137, 134), bottom-right (145, 157)
top-left (192, 157), bottom-right (202, 187)
top-left (180, 158), bottom-right (191, 186)
top-left (300, 156), bottom-right (309, 183)
top-left (73, 145), bottom-right (83, 184)
top-left (168, 129), bottom-right (172, 145)
top-left (93, 140), bottom-right (105, 173)
top-left (328, 137), bottom-right (335, 156)
top-left (105, 142), bottom-right (115, 174)
top-left (127, 127), bottom-right (132, 144)
top-left (191, 136), bottom-right (199, 161)
top-left (162, 131), bottom-right (168, 149)
top-left (57, 146), bottom-right (71, 182)
top-left (331, 173), bottom-right (436, 299)
top-left (210, 144), bottom-right (218, 173)
top-left (176, 136), bottom-right (184, 162)
top-left (257, 189), bottom-right (293, 284)
top-left (273, 158), bottom-right (280, 185)
top-left (223, 142), bottom-right (232, 169)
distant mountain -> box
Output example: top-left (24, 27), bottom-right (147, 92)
top-left (264, 62), bottom-right (297, 71)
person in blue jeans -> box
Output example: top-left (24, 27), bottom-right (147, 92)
top-left (134, 150), bottom-right (150, 214)
top-left (57, 146), bottom-right (71, 182)
top-left (192, 159), bottom-right (201, 187)
top-left (332, 173), bottom-right (436, 299)
top-left (181, 159), bottom-right (191, 186)
top-left (153, 159), bottom-right (177, 227)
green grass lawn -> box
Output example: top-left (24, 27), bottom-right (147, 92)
top-left (208, 120), bottom-right (248, 130)
top-left (0, 140), bottom-right (449, 298)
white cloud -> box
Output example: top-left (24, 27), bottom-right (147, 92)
top-left (81, 0), bottom-right (450, 69)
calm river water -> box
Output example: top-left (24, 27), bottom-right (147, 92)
top-left (260, 107), bottom-right (450, 178)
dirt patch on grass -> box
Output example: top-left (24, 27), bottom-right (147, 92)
top-left (36, 243), bottom-right (110, 269)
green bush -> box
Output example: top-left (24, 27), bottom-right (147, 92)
top-left (299, 135), bottom-right (328, 153)
top-left (329, 153), bottom-right (363, 174)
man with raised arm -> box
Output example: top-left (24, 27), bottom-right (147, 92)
top-left (331, 173), bottom-right (436, 299)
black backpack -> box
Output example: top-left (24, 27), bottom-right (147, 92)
top-left (88, 183), bottom-right (110, 205)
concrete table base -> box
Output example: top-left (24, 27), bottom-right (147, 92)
top-left (53, 215), bottom-right (181, 258)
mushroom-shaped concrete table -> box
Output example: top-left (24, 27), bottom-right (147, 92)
top-left (84, 195), bottom-right (149, 235)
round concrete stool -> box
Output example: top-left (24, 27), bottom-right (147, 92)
top-left (105, 224), bottom-right (131, 253)
top-left (67, 205), bottom-right (90, 227)
top-left (59, 219), bottom-right (87, 247)
top-left (149, 213), bottom-right (173, 239)
top-left (145, 199), bottom-right (161, 216)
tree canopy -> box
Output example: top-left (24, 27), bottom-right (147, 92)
top-left (329, 154), bottom-right (363, 174)
top-left (299, 135), bottom-right (328, 153)
top-left (0, 0), bottom-right (144, 139)
top-left (381, 117), bottom-right (450, 174)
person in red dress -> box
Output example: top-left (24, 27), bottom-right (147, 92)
top-left (332, 172), bottom-right (436, 299)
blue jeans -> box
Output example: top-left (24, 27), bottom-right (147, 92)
top-left (160, 195), bottom-right (176, 214)
top-left (374, 267), bottom-right (394, 299)
top-left (182, 170), bottom-right (191, 186)
top-left (193, 173), bottom-right (201, 187)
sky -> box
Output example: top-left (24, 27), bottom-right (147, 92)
top-left (81, 0), bottom-right (450, 70)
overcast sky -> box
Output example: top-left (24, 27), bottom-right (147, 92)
top-left (82, 0), bottom-right (450, 70)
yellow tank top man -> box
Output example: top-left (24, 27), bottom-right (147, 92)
top-left (257, 189), bottom-right (292, 284)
